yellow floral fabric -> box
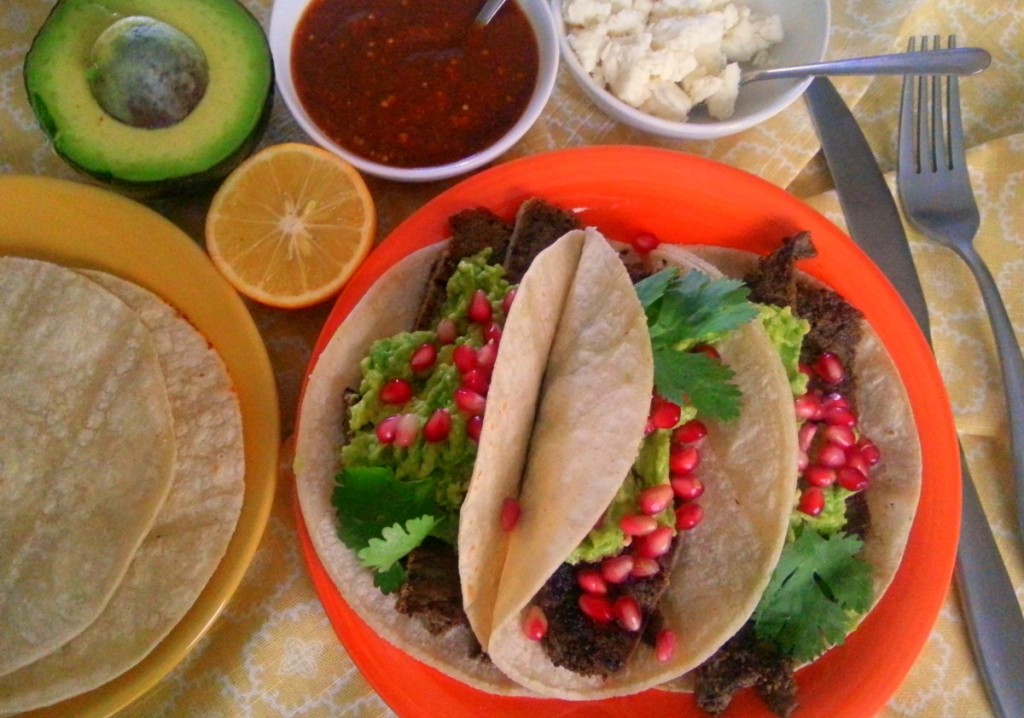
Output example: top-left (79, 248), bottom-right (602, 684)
top-left (2, 0), bottom-right (1022, 716)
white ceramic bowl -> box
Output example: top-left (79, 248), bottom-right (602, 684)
top-left (553, 0), bottom-right (830, 140)
top-left (269, 0), bottom-right (559, 182)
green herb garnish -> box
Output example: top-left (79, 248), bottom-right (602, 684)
top-left (752, 527), bottom-right (874, 662)
top-left (331, 466), bottom-right (448, 594)
top-left (635, 268), bottom-right (758, 420)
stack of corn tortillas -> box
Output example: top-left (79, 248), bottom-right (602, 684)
top-left (0, 257), bottom-right (245, 714)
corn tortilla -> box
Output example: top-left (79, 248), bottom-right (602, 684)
top-left (0, 258), bottom-right (176, 676)
top-left (0, 270), bottom-right (245, 712)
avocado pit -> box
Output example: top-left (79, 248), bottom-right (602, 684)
top-left (88, 16), bottom-right (209, 129)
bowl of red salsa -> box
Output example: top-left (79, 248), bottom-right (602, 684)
top-left (269, 0), bottom-right (559, 182)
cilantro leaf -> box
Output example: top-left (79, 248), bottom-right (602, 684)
top-left (652, 348), bottom-right (743, 421)
top-left (359, 516), bottom-right (440, 574)
top-left (753, 528), bottom-right (874, 662)
top-left (332, 466), bottom-right (441, 550)
top-left (372, 562), bottom-right (406, 594)
top-left (635, 268), bottom-right (758, 421)
top-left (640, 269), bottom-right (758, 349)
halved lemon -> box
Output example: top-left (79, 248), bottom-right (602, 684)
top-left (206, 143), bottom-right (376, 309)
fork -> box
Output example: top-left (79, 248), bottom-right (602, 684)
top-left (897, 34), bottom-right (1024, 543)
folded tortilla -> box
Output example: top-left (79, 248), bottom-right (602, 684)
top-left (294, 232), bottom-right (585, 693)
top-left (482, 238), bottom-right (800, 699)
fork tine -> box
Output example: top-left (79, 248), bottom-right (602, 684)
top-left (899, 37), bottom-right (918, 174)
top-left (917, 37), bottom-right (932, 172)
top-left (947, 34), bottom-right (967, 171)
top-left (930, 36), bottom-right (949, 172)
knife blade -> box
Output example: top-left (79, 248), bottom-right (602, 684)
top-left (805, 76), bottom-right (1024, 718)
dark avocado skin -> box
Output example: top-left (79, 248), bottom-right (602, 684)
top-left (23, 0), bottom-right (274, 199)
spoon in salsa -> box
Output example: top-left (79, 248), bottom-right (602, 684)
top-left (474, 0), bottom-right (508, 25)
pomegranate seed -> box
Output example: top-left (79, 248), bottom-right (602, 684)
top-left (824, 424), bottom-right (856, 448)
top-left (824, 406), bottom-right (858, 428)
top-left (461, 368), bottom-right (491, 396)
top-left (423, 408), bottom-right (452, 443)
top-left (614, 595), bottom-right (643, 632)
top-left (453, 344), bottom-right (477, 373)
top-left (436, 318), bottom-right (457, 345)
top-left (655, 629), bottom-right (677, 662)
top-left (578, 594), bottom-right (614, 623)
top-left (630, 557), bottom-right (661, 578)
top-left (380, 378), bottom-right (413, 405)
top-left (845, 447), bottom-right (870, 476)
top-left (693, 344), bottom-right (720, 360)
top-left (817, 442), bottom-right (847, 468)
top-left (803, 465), bottom-right (836, 488)
top-left (644, 419), bottom-right (657, 436)
top-left (798, 450), bottom-right (809, 471)
top-left (375, 415), bottom-right (400, 444)
top-left (577, 569), bottom-right (607, 595)
top-left (675, 502), bottom-right (703, 531)
top-left (822, 392), bottom-right (849, 411)
top-left (798, 422), bottom-right (818, 452)
top-left (454, 388), bottom-right (486, 416)
top-left (394, 413), bottom-right (419, 447)
top-left (857, 438), bottom-right (881, 465)
top-left (522, 605), bottom-right (548, 641)
top-left (638, 485), bottom-right (674, 515)
top-left (673, 419), bottom-right (708, 445)
top-left (669, 445), bottom-right (700, 475)
top-left (671, 475), bottom-right (704, 501)
top-left (798, 363), bottom-right (813, 379)
top-left (798, 487), bottom-right (825, 516)
top-left (501, 288), bottom-right (517, 314)
top-left (601, 555), bottom-right (634, 584)
top-left (476, 340), bottom-right (498, 369)
top-left (620, 514), bottom-right (658, 536)
top-left (634, 526), bottom-right (673, 558)
top-left (484, 322), bottom-right (503, 343)
top-left (814, 352), bottom-right (845, 385)
top-left (500, 497), bottom-right (521, 531)
top-left (649, 397), bottom-right (682, 430)
top-left (837, 466), bottom-right (869, 492)
top-left (466, 414), bottom-right (484, 442)
top-left (410, 343), bottom-right (437, 372)
top-left (468, 289), bottom-right (493, 324)
top-left (633, 232), bottom-right (660, 254)
top-left (794, 393), bottom-right (823, 420)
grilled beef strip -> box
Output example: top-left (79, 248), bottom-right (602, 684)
top-left (695, 234), bottom-right (871, 717)
top-left (413, 207), bottom-right (514, 331)
top-left (536, 538), bottom-right (680, 676)
top-left (394, 200), bottom-right (581, 641)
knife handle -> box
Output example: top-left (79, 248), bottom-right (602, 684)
top-left (954, 450), bottom-right (1024, 718)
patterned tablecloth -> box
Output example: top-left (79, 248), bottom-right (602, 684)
top-left (2, 0), bottom-right (1023, 716)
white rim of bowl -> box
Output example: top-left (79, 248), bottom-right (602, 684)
top-left (270, 0), bottom-right (560, 182)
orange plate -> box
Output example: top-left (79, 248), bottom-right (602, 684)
top-left (294, 146), bottom-right (960, 717)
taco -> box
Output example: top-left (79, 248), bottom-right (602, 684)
top-left (478, 229), bottom-right (801, 698)
top-left (680, 234), bottom-right (923, 717)
top-left (293, 199), bottom-right (590, 692)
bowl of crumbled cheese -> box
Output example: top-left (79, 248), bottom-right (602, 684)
top-left (554, 0), bottom-right (829, 139)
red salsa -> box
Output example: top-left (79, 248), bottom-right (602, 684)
top-left (292, 0), bottom-right (540, 169)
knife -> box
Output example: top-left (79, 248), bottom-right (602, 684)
top-left (805, 77), bottom-right (1024, 718)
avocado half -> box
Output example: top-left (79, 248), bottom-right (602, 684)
top-left (24, 0), bottom-right (273, 197)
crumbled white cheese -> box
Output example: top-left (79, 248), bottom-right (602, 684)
top-left (562, 0), bottom-right (783, 122)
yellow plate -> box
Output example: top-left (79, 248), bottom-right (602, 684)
top-left (0, 174), bottom-right (280, 717)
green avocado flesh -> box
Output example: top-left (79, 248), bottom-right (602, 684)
top-left (24, 0), bottom-right (272, 194)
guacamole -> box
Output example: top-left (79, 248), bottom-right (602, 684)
top-left (340, 250), bottom-right (512, 515)
top-left (758, 304), bottom-right (811, 396)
